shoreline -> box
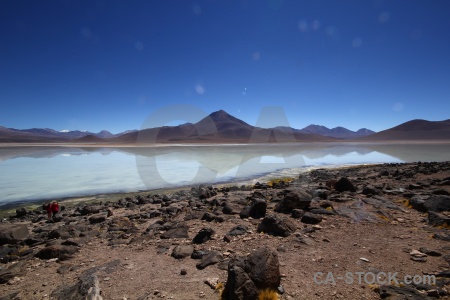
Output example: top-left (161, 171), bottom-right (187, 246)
top-left (0, 162), bottom-right (379, 217)
top-left (1, 139), bottom-right (450, 148)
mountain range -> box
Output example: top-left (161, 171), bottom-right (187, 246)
top-left (0, 110), bottom-right (449, 143)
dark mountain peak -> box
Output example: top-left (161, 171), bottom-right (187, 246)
top-left (357, 128), bottom-right (375, 134)
top-left (198, 110), bottom-right (252, 128)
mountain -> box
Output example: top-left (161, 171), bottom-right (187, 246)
top-left (0, 127), bottom-right (132, 142)
top-left (3, 110), bottom-right (448, 143)
top-left (361, 119), bottom-right (450, 140)
top-left (299, 124), bottom-right (375, 139)
top-left (114, 110), bottom-right (335, 143)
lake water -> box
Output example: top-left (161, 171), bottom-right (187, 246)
top-left (1, 143), bottom-right (450, 206)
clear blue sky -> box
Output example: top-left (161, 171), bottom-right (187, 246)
top-left (1, 0), bottom-right (449, 133)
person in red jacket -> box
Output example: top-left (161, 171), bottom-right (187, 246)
top-left (46, 201), bottom-right (59, 220)
top-left (51, 201), bottom-right (59, 217)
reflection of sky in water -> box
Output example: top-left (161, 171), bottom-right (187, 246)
top-left (0, 143), bottom-right (449, 205)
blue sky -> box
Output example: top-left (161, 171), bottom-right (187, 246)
top-left (1, 0), bottom-right (449, 133)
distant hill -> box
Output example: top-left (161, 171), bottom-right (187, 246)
top-left (7, 111), bottom-right (449, 143)
top-left (299, 124), bottom-right (375, 139)
top-left (0, 127), bottom-right (130, 143)
top-left (361, 119), bottom-right (450, 140)
top-left (115, 110), bottom-right (335, 143)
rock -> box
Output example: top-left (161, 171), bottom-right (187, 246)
top-left (409, 195), bottom-right (427, 212)
top-left (51, 267), bottom-right (103, 300)
top-left (160, 224), bottom-right (189, 239)
top-left (191, 250), bottom-right (209, 260)
top-left (291, 209), bottom-right (305, 219)
top-left (196, 250), bottom-right (223, 270)
top-left (193, 227), bottom-right (215, 244)
top-left (410, 249), bottom-right (427, 258)
top-left (15, 207), bottom-right (28, 218)
top-left (35, 245), bottom-right (78, 261)
top-left (377, 285), bottom-right (432, 300)
top-left (419, 247), bottom-right (442, 257)
top-left (171, 245), bottom-right (194, 259)
top-left (0, 223), bottom-right (29, 245)
top-left (301, 212), bottom-right (323, 224)
top-left (79, 205), bottom-right (103, 216)
top-left (428, 211), bottom-right (450, 227)
top-left (201, 212), bottom-right (217, 222)
top-left (334, 177), bottom-right (356, 192)
top-left (257, 215), bottom-right (297, 237)
top-left (362, 185), bottom-right (379, 195)
top-left (0, 261), bottom-right (26, 284)
top-left (274, 191), bottom-right (312, 213)
top-left (227, 225), bottom-right (248, 236)
top-left (222, 246), bottom-right (281, 300)
top-left (239, 206), bottom-right (251, 219)
top-left (89, 214), bottom-right (106, 224)
top-left (248, 199), bottom-right (267, 219)
top-left (424, 195), bottom-right (450, 212)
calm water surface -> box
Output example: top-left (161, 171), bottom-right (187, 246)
top-left (1, 143), bottom-right (449, 206)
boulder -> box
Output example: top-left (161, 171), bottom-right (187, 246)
top-left (428, 211), bottom-right (450, 227)
top-left (248, 199), bottom-right (267, 219)
top-left (35, 245), bottom-right (78, 261)
top-left (301, 212), bottom-right (323, 224)
top-left (227, 225), bottom-right (249, 236)
top-left (0, 223), bottom-right (29, 245)
top-left (171, 245), bottom-right (194, 259)
top-left (51, 268), bottom-right (103, 300)
top-left (88, 214), bottom-right (106, 224)
top-left (79, 205), bottom-right (103, 216)
top-left (196, 250), bottom-right (223, 270)
top-left (334, 177), bottom-right (356, 192)
top-left (257, 215), bottom-right (297, 237)
top-left (222, 247), bottom-right (281, 300)
top-left (193, 227), bottom-right (215, 244)
top-left (160, 224), bottom-right (189, 239)
top-left (424, 195), bottom-right (450, 212)
top-left (274, 191), bottom-right (312, 213)
top-left (15, 207), bottom-right (28, 218)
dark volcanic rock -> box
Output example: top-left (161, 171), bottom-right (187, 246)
top-left (248, 199), bottom-right (267, 219)
top-left (228, 225), bottom-right (249, 236)
top-left (193, 227), bottom-right (215, 244)
top-left (334, 177), bottom-right (356, 192)
top-left (196, 250), bottom-right (223, 270)
top-left (409, 195), bottom-right (427, 212)
top-left (35, 245), bottom-right (78, 261)
top-left (52, 273), bottom-right (101, 300)
top-left (88, 214), bottom-right (106, 224)
top-left (160, 224), bottom-right (189, 239)
top-left (0, 223), bottom-right (29, 245)
top-left (291, 209), bottom-right (305, 219)
top-left (424, 195), bottom-right (450, 212)
top-left (376, 285), bottom-right (432, 300)
top-left (257, 215), bottom-right (297, 237)
top-left (107, 217), bottom-right (138, 233)
top-left (171, 245), bottom-right (194, 259)
top-left (428, 211), bottom-right (450, 227)
top-left (222, 246), bottom-right (281, 300)
top-left (274, 191), bottom-right (312, 213)
top-left (15, 207), bottom-right (29, 218)
top-left (79, 205), bottom-right (103, 216)
top-left (301, 212), bottom-right (323, 224)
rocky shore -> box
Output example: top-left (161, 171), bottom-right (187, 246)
top-left (2, 161), bottom-right (450, 299)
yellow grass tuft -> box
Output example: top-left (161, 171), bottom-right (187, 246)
top-left (377, 214), bottom-right (390, 222)
top-left (257, 289), bottom-right (280, 300)
top-left (401, 199), bottom-right (413, 209)
top-left (267, 177), bottom-right (294, 187)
